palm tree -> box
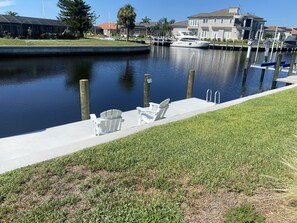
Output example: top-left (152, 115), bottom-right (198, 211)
top-left (141, 16), bottom-right (151, 24)
top-left (117, 4), bottom-right (136, 41)
top-left (6, 11), bottom-right (18, 16)
top-left (158, 18), bottom-right (175, 36)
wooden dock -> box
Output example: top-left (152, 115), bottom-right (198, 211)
top-left (277, 75), bottom-right (297, 84)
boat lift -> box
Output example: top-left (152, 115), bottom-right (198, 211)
top-left (250, 61), bottom-right (297, 74)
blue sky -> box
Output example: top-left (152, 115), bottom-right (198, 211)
top-left (0, 0), bottom-right (296, 27)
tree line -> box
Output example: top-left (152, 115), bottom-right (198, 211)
top-left (57, 0), bottom-right (175, 39)
top-left (5, 0), bottom-right (175, 40)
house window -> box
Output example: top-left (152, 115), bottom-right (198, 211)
top-left (221, 19), bottom-right (224, 24)
top-left (212, 31), bottom-right (218, 39)
top-left (230, 19), bottom-right (233, 24)
top-left (203, 19), bottom-right (208, 24)
top-left (214, 19), bottom-right (217, 22)
top-left (202, 31), bottom-right (208, 38)
top-left (224, 31), bottom-right (231, 39)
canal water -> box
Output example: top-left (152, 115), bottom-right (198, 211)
top-left (0, 46), bottom-right (290, 138)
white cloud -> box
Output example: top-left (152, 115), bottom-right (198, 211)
top-left (0, 0), bottom-right (15, 8)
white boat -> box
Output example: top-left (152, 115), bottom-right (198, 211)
top-left (171, 31), bottom-right (210, 48)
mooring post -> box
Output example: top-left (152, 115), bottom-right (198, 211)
top-left (271, 53), bottom-right (283, 89)
top-left (241, 40), bottom-right (252, 97)
top-left (186, 69), bottom-right (195, 99)
top-left (288, 52), bottom-right (296, 76)
top-left (260, 43), bottom-right (270, 84)
top-left (243, 40), bottom-right (252, 73)
top-left (144, 74), bottom-right (151, 107)
top-left (79, 79), bottom-right (90, 120)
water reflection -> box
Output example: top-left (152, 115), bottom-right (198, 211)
top-left (118, 60), bottom-right (135, 91)
top-left (0, 47), bottom-right (292, 137)
top-left (66, 59), bottom-right (94, 88)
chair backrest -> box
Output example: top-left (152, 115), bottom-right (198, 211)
top-left (154, 98), bottom-right (170, 121)
top-left (99, 109), bottom-right (123, 134)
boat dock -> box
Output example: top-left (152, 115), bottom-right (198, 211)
top-left (2, 83), bottom-right (297, 174)
top-left (151, 36), bottom-right (173, 46)
top-left (0, 98), bottom-right (215, 174)
top-left (277, 75), bottom-right (297, 84)
top-left (250, 64), bottom-right (297, 74)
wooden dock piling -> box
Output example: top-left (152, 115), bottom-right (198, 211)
top-left (186, 70), bottom-right (195, 99)
top-left (144, 74), bottom-right (151, 107)
top-left (288, 52), bottom-right (296, 76)
top-left (79, 79), bottom-right (90, 120)
top-left (271, 54), bottom-right (283, 89)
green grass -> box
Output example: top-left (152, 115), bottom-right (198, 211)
top-left (1, 87), bottom-right (297, 222)
top-left (224, 203), bottom-right (265, 223)
top-left (0, 38), bottom-right (143, 46)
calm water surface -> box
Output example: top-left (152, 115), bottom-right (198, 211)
top-left (0, 46), bottom-right (290, 138)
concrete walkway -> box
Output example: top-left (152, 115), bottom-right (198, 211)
top-left (0, 98), bottom-right (215, 174)
top-left (1, 84), bottom-right (297, 174)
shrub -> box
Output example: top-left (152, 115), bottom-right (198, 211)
top-left (224, 203), bottom-right (265, 223)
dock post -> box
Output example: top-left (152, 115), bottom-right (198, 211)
top-left (186, 69), bottom-right (195, 99)
top-left (79, 79), bottom-right (90, 120)
top-left (288, 52), bottom-right (296, 76)
top-left (144, 74), bottom-right (151, 107)
top-left (241, 41), bottom-right (252, 97)
top-left (260, 43), bottom-right (270, 85)
top-left (271, 53), bottom-right (283, 89)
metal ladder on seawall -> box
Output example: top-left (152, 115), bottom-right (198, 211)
top-left (206, 89), bottom-right (221, 104)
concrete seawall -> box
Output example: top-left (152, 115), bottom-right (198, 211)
top-left (0, 45), bottom-right (151, 57)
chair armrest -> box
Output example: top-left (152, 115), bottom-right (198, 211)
top-left (149, 102), bottom-right (159, 111)
top-left (136, 106), bottom-right (149, 114)
top-left (149, 102), bottom-right (159, 107)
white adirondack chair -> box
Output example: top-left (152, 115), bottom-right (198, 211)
top-left (90, 109), bottom-right (123, 136)
top-left (136, 98), bottom-right (170, 124)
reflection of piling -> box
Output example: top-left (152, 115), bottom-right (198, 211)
top-left (271, 54), bottom-right (283, 89)
top-left (186, 70), bottom-right (195, 99)
top-left (79, 79), bottom-right (90, 120)
top-left (144, 74), bottom-right (151, 107)
top-left (288, 52), bottom-right (296, 76)
top-left (241, 42), bottom-right (252, 97)
top-left (260, 55), bottom-right (268, 85)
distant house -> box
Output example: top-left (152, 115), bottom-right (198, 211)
top-left (95, 22), bottom-right (117, 36)
top-left (188, 7), bottom-right (266, 40)
top-left (264, 26), bottom-right (288, 41)
top-left (0, 14), bottom-right (68, 38)
top-left (264, 26), bottom-right (297, 42)
top-left (172, 21), bottom-right (188, 37)
top-left (119, 22), bottom-right (158, 37)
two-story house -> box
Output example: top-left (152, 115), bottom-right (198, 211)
top-left (188, 7), bottom-right (266, 40)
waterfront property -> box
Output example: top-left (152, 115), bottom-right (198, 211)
top-left (0, 47), bottom-right (291, 138)
top-left (0, 14), bottom-right (68, 38)
top-left (95, 22), bottom-right (118, 37)
top-left (187, 7), bottom-right (266, 40)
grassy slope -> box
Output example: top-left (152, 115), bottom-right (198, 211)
top-left (1, 88), bottom-right (297, 222)
top-left (0, 38), bottom-right (142, 46)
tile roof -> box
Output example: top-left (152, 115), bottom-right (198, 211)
top-left (188, 8), bottom-right (264, 20)
top-left (188, 8), bottom-right (237, 18)
top-left (96, 22), bottom-right (117, 30)
top-left (172, 20), bottom-right (188, 28)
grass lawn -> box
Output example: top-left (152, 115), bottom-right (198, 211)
top-left (1, 88), bottom-right (297, 222)
top-left (0, 38), bottom-right (143, 46)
